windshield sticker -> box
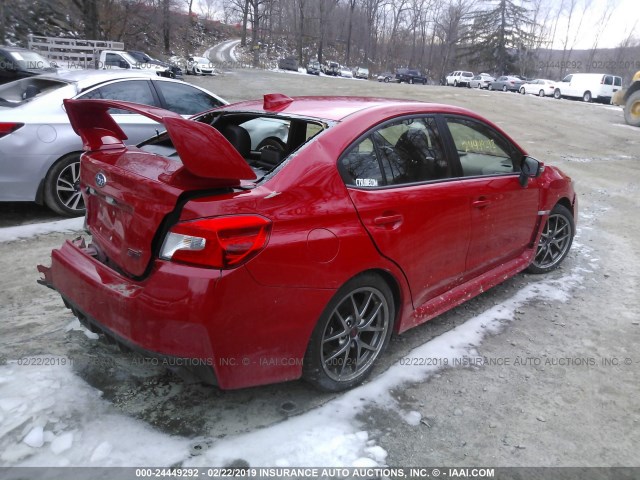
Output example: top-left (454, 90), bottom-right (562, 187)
top-left (355, 178), bottom-right (378, 187)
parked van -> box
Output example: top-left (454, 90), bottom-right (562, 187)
top-left (553, 73), bottom-right (622, 103)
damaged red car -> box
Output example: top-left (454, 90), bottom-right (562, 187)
top-left (38, 94), bottom-right (577, 391)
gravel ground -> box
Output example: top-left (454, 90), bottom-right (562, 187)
top-left (1, 68), bottom-right (639, 468)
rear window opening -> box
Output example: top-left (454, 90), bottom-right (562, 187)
top-left (139, 112), bottom-right (328, 180)
top-left (0, 78), bottom-right (68, 107)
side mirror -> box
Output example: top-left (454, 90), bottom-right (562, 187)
top-left (519, 156), bottom-right (543, 187)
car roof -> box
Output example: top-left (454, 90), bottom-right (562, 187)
top-left (0, 46), bottom-right (31, 52)
top-left (221, 96), bottom-right (482, 123)
top-left (31, 69), bottom-right (165, 90)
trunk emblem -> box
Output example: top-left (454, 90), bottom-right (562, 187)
top-left (95, 173), bottom-right (107, 188)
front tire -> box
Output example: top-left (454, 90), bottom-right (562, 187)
top-left (527, 204), bottom-right (574, 274)
top-left (624, 90), bottom-right (640, 127)
top-left (554, 89), bottom-right (562, 99)
top-left (303, 273), bottom-right (395, 391)
top-left (43, 153), bottom-right (85, 217)
top-left (503, 85), bottom-right (508, 92)
top-left (488, 84), bottom-right (493, 91)
top-left (520, 87), bottom-right (525, 95)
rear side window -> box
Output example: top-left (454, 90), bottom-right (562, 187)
top-left (445, 117), bottom-right (518, 177)
top-left (340, 117), bottom-right (449, 187)
top-left (604, 76), bottom-right (613, 86)
top-left (80, 80), bottom-right (158, 114)
top-left (154, 81), bottom-right (224, 115)
top-left (0, 77), bottom-right (68, 107)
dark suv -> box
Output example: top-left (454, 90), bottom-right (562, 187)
top-left (0, 46), bottom-right (57, 85)
top-left (395, 68), bottom-right (428, 85)
top-left (128, 50), bottom-right (182, 78)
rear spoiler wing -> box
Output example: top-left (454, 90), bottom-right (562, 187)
top-left (63, 99), bottom-right (256, 181)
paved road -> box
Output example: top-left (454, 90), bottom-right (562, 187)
top-left (204, 39), bottom-right (240, 64)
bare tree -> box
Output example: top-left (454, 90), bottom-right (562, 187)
top-left (72, 0), bottom-right (101, 39)
top-left (559, 0), bottom-right (591, 77)
top-left (317, 0), bottom-right (338, 65)
top-left (0, 0), bottom-right (6, 45)
top-left (586, 0), bottom-right (614, 71)
top-left (199, 0), bottom-right (221, 20)
top-left (345, 0), bottom-right (358, 65)
top-left (297, 0), bottom-right (307, 64)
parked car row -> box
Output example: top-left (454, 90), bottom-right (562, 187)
top-left (457, 70), bottom-right (622, 103)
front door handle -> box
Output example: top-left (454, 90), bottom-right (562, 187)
top-left (374, 214), bottom-right (403, 227)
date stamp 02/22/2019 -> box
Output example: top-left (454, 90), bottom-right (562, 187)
top-left (537, 60), bottom-right (640, 71)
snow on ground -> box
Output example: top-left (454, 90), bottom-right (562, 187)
top-left (0, 218), bottom-right (84, 243)
top-left (0, 219), bottom-right (587, 467)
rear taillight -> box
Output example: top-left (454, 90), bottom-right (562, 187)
top-left (160, 215), bottom-right (272, 269)
top-left (0, 123), bottom-right (24, 138)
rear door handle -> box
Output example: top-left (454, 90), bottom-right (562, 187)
top-left (374, 214), bottom-right (403, 226)
top-left (472, 198), bottom-right (491, 208)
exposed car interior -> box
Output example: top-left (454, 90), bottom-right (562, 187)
top-left (140, 112), bottom-right (328, 179)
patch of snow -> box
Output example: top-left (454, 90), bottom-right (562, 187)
top-left (0, 265), bottom-right (586, 467)
top-left (64, 319), bottom-right (99, 340)
top-left (0, 217), bottom-right (84, 243)
top-left (23, 426), bottom-right (44, 448)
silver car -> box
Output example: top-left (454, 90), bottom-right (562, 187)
top-left (0, 70), bottom-right (226, 216)
top-left (469, 73), bottom-right (494, 89)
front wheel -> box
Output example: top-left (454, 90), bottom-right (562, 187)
top-left (303, 273), bottom-right (395, 391)
top-left (43, 153), bottom-right (85, 217)
top-left (527, 204), bottom-right (574, 274)
top-left (409, 78), bottom-right (414, 84)
top-left (520, 87), bottom-right (525, 94)
top-left (554, 89), bottom-right (562, 99)
top-left (488, 84), bottom-right (493, 91)
top-left (502, 85), bottom-right (508, 92)
top-left (624, 90), bottom-right (640, 127)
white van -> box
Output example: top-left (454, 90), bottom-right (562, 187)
top-left (553, 73), bottom-right (622, 103)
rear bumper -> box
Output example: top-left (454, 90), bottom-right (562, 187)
top-left (38, 237), bottom-right (332, 389)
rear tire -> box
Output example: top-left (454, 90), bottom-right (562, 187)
top-left (624, 90), bottom-right (640, 127)
top-left (303, 273), bottom-right (395, 392)
top-left (43, 153), bottom-right (85, 217)
top-left (539, 89), bottom-right (545, 97)
top-left (583, 91), bottom-right (592, 102)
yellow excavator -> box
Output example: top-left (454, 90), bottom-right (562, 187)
top-left (612, 71), bottom-right (640, 127)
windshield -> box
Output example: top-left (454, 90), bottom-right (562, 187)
top-left (8, 51), bottom-right (55, 70)
top-left (0, 77), bottom-right (69, 108)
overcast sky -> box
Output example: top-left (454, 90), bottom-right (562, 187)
top-left (552, 0), bottom-right (638, 50)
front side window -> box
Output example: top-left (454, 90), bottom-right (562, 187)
top-left (445, 117), bottom-right (518, 177)
top-left (340, 117), bottom-right (449, 187)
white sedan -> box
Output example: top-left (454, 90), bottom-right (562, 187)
top-left (519, 79), bottom-right (556, 97)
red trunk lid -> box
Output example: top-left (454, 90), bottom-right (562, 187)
top-left (65, 98), bottom-right (257, 277)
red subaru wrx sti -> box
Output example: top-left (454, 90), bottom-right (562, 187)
top-left (38, 94), bottom-right (577, 391)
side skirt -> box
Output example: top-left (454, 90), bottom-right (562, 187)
top-left (398, 251), bottom-right (533, 333)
